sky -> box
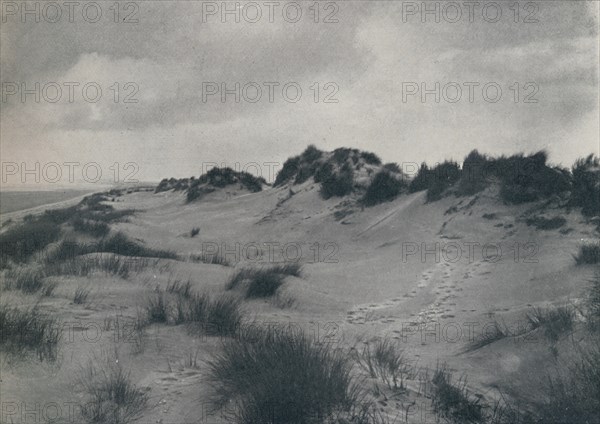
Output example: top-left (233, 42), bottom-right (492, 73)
top-left (1, 0), bottom-right (598, 188)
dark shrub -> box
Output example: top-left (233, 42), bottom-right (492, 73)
top-left (190, 227), bottom-right (200, 238)
top-left (408, 163), bottom-right (432, 193)
top-left (332, 147), bottom-right (358, 165)
top-left (274, 156), bottom-right (301, 187)
top-left (571, 154), bottom-right (600, 216)
top-left (426, 161), bottom-right (461, 202)
top-left (238, 172), bottom-right (265, 192)
top-left (294, 162), bottom-right (319, 185)
top-left (383, 162), bottom-right (401, 173)
top-left (245, 273), bottom-right (285, 298)
top-left (361, 151), bottom-right (382, 165)
top-left (458, 150), bottom-right (490, 195)
top-left (300, 144), bottom-right (323, 163)
top-left (314, 162), bottom-right (334, 183)
top-left (362, 171), bottom-right (405, 206)
top-left (525, 216), bottom-right (567, 230)
top-left (320, 162), bottom-right (354, 199)
top-left (497, 151), bottom-right (571, 204)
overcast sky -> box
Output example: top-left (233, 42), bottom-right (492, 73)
top-left (1, 1), bottom-right (598, 187)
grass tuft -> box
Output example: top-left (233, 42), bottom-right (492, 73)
top-left (0, 303), bottom-right (61, 361)
top-left (207, 327), bottom-right (364, 424)
top-left (526, 305), bottom-right (575, 342)
top-left (78, 360), bottom-right (148, 424)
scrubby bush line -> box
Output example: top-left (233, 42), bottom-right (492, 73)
top-left (0, 192), bottom-right (135, 267)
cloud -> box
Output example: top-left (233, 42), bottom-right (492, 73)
top-left (1, 1), bottom-right (597, 185)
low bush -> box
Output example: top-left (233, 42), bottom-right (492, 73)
top-left (73, 286), bottom-right (91, 305)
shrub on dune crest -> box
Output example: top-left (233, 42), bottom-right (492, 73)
top-left (362, 171), bottom-right (406, 207)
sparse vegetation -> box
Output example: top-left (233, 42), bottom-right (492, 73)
top-left (190, 227), bottom-right (200, 237)
top-left (4, 266), bottom-right (50, 294)
top-left (207, 327), bottom-right (365, 424)
top-left (355, 337), bottom-right (413, 390)
top-left (183, 293), bottom-right (243, 336)
top-left (143, 288), bottom-right (243, 336)
top-left (534, 342), bottom-right (600, 424)
top-left (526, 305), bottom-right (575, 342)
top-left (466, 320), bottom-right (510, 351)
top-left (0, 303), bottom-right (61, 361)
top-left (574, 241), bottom-right (600, 265)
top-left (74, 286), bottom-right (91, 304)
top-left (166, 279), bottom-right (193, 298)
top-left (189, 252), bottom-right (230, 266)
top-left (78, 360), bottom-right (148, 424)
top-left (45, 254), bottom-right (148, 279)
top-left (429, 364), bottom-right (484, 424)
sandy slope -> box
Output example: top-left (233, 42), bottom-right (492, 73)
top-left (1, 184), bottom-right (597, 423)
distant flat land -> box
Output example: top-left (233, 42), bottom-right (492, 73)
top-left (0, 190), bottom-right (92, 214)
